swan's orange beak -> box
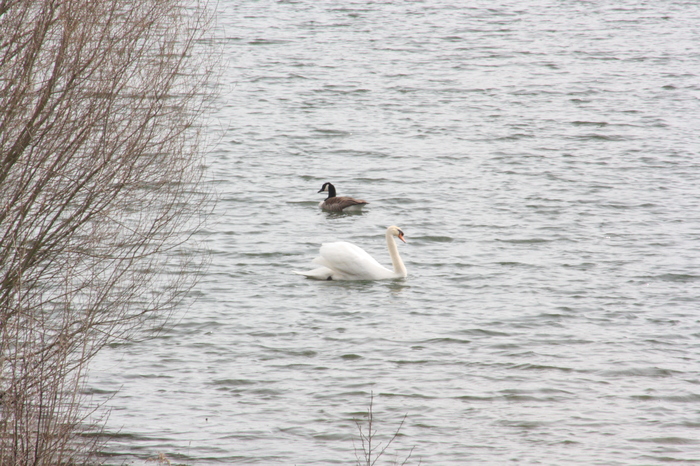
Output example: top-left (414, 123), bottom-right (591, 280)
top-left (398, 232), bottom-right (406, 243)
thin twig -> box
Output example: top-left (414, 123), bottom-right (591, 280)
top-left (353, 392), bottom-right (418, 466)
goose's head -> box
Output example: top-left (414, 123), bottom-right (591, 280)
top-left (318, 182), bottom-right (334, 194)
top-left (388, 225), bottom-right (407, 243)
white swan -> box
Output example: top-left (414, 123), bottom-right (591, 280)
top-left (318, 182), bottom-right (368, 212)
top-left (295, 226), bottom-right (407, 281)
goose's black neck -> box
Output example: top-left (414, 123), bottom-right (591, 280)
top-left (325, 183), bottom-right (336, 198)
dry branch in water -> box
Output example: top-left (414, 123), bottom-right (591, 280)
top-left (354, 393), bottom-right (418, 466)
top-left (0, 0), bottom-right (216, 464)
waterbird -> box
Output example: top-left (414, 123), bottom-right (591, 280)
top-left (295, 226), bottom-right (407, 281)
top-left (317, 182), bottom-right (368, 212)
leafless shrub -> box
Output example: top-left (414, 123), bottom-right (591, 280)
top-left (146, 452), bottom-right (172, 465)
top-left (0, 0), bottom-right (216, 464)
top-left (353, 393), bottom-right (419, 466)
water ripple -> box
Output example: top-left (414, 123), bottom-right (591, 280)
top-left (91, 0), bottom-right (700, 464)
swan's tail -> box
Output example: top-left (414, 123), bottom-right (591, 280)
top-left (293, 267), bottom-right (333, 280)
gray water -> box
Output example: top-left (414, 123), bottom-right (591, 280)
top-left (90, 1), bottom-right (700, 464)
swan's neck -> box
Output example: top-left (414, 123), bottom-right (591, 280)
top-left (326, 184), bottom-right (337, 199)
top-left (386, 231), bottom-right (407, 278)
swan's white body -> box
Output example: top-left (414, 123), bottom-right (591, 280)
top-left (295, 226), bottom-right (407, 281)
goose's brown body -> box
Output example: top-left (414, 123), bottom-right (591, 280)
top-left (318, 182), bottom-right (368, 212)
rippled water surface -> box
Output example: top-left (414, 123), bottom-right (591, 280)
top-left (91, 1), bottom-right (700, 464)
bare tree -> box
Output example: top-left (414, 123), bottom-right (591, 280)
top-left (0, 0), bottom-right (216, 464)
top-left (354, 393), bottom-right (419, 466)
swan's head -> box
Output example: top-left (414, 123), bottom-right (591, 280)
top-left (388, 225), bottom-right (406, 243)
top-left (318, 182), bottom-right (334, 193)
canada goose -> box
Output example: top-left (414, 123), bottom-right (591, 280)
top-left (295, 226), bottom-right (407, 280)
top-left (317, 182), bottom-right (368, 212)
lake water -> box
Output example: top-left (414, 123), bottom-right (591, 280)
top-left (90, 1), bottom-right (700, 464)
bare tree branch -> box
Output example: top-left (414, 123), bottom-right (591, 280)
top-left (0, 0), bottom-right (216, 463)
top-left (353, 393), bottom-right (419, 466)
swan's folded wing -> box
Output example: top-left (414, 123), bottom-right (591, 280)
top-left (315, 241), bottom-right (389, 279)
